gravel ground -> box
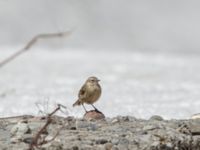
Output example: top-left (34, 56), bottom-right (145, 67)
top-left (1, 115), bottom-right (200, 150)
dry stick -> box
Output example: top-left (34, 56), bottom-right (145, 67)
top-left (0, 31), bottom-right (72, 68)
top-left (38, 124), bottom-right (65, 146)
top-left (29, 104), bottom-right (61, 150)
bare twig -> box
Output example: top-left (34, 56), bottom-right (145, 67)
top-left (38, 125), bottom-right (65, 146)
top-left (0, 31), bottom-right (72, 68)
top-left (35, 99), bottom-right (50, 116)
top-left (29, 104), bottom-right (62, 150)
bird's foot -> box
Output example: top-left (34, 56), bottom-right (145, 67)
top-left (94, 108), bottom-right (101, 113)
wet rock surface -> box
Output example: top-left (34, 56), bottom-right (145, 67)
top-left (1, 115), bottom-right (200, 150)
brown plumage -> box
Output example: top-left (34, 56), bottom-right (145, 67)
top-left (73, 76), bottom-right (101, 112)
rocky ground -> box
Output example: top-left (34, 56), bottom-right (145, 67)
top-left (1, 114), bottom-right (200, 150)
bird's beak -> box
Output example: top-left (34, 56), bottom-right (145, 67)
top-left (97, 79), bottom-right (100, 82)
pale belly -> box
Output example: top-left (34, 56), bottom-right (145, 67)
top-left (84, 87), bottom-right (101, 104)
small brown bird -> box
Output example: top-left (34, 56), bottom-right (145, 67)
top-left (73, 76), bottom-right (101, 112)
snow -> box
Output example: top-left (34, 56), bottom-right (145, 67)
top-left (0, 48), bottom-right (200, 119)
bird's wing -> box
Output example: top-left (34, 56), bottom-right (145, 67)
top-left (78, 85), bottom-right (86, 99)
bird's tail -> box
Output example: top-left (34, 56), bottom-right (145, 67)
top-left (73, 100), bottom-right (81, 107)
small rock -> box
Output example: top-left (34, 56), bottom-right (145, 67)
top-left (104, 143), bottom-right (113, 150)
top-left (127, 116), bottom-right (137, 122)
top-left (191, 113), bottom-right (200, 119)
top-left (150, 141), bottom-right (160, 148)
top-left (118, 138), bottom-right (129, 145)
top-left (0, 144), bottom-right (8, 150)
top-left (84, 110), bottom-right (105, 121)
top-left (66, 116), bottom-right (75, 122)
top-left (76, 120), bottom-right (90, 129)
top-left (149, 115), bottom-right (164, 121)
top-left (118, 116), bottom-right (130, 122)
top-left (84, 140), bottom-right (93, 146)
top-left (23, 137), bottom-right (33, 144)
top-left (9, 143), bottom-right (29, 150)
top-left (10, 122), bottom-right (31, 136)
top-left (111, 119), bottom-right (119, 124)
top-left (89, 123), bottom-right (97, 131)
top-left (111, 116), bottom-right (136, 124)
top-left (48, 142), bottom-right (63, 150)
top-left (65, 116), bottom-right (76, 130)
top-left (143, 124), bottom-right (158, 131)
top-left (165, 142), bottom-right (173, 148)
top-left (76, 120), bottom-right (97, 131)
top-left (10, 135), bottom-right (23, 143)
top-left (80, 145), bottom-right (93, 150)
top-left (117, 144), bottom-right (128, 150)
top-left (188, 121), bottom-right (200, 135)
top-left (96, 138), bottom-right (108, 144)
top-left (70, 126), bottom-right (77, 130)
top-left (111, 139), bottom-right (119, 145)
top-left (177, 123), bottom-right (191, 135)
top-left (42, 141), bottom-right (63, 150)
top-left (72, 145), bottom-right (79, 150)
top-left (111, 145), bottom-right (119, 150)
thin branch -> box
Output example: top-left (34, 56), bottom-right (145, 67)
top-left (35, 99), bottom-right (50, 116)
top-left (38, 125), bottom-right (65, 146)
top-left (29, 104), bottom-right (61, 150)
top-left (0, 31), bottom-right (72, 68)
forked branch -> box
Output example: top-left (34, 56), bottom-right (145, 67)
top-left (29, 104), bottom-right (66, 150)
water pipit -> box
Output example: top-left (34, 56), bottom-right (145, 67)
top-left (73, 76), bottom-right (101, 112)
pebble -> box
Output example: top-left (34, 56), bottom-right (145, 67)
top-left (111, 138), bottom-right (119, 145)
top-left (150, 141), bottom-right (160, 147)
top-left (118, 138), bottom-right (129, 145)
top-left (191, 113), bottom-right (200, 119)
top-left (104, 143), bottom-right (113, 150)
top-left (84, 110), bottom-right (105, 121)
top-left (76, 120), bottom-right (97, 131)
top-left (117, 144), bottom-right (129, 150)
top-left (10, 122), bottom-right (31, 136)
top-left (42, 141), bottom-right (63, 150)
top-left (111, 145), bottom-right (119, 150)
top-left (111, 119), bottom-right (119, 124)
top-left (188, 121), bottom-right (200, 135)
top-left (72, 145), bottom-right (79, 150)
top-left (143, 124), bottom-right (158, 131)
top-left (96, 138), bottom-right (108, 144)
top-left (149, 115), bottom-right (164, 121)
top-left (10, 135), bottom-right (23, 143)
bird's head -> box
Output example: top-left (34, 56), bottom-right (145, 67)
top-left (86, 76), bottom-right (100, 85)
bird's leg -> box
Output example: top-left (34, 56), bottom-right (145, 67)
top-left (82, 104), bottom-right (88, 113)
top-left (91, 104), bottom-right (101, 113)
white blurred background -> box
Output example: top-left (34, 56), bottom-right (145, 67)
top-left (0, 0), bottom-right (200, 119)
